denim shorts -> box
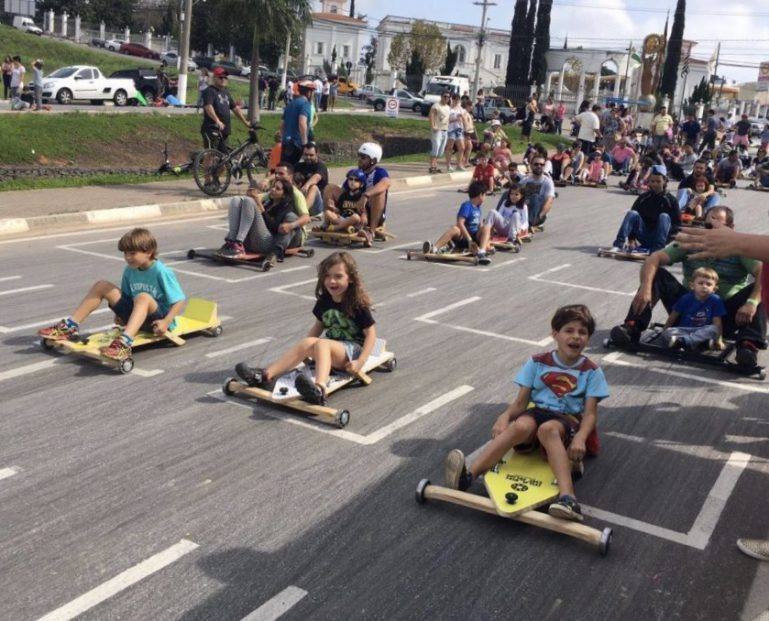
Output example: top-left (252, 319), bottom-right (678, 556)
top-left (111, 296), bottom-right (165, 330)
top-left (341, 340), bottom-right (362, 362)
top-left (431, 130), bottom-right (448, 157)
top-left (447, 127), bottom-right (464, 141)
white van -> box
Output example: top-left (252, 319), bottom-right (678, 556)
top-left (13, 16), bottom-right (43, 35)
top-left (422, 75), bottom-right (471, 103)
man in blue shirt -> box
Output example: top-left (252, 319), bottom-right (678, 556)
top-left (357, 142), bottom-right (391, 237)
top-left (280, 80), bottom-right (314, 165)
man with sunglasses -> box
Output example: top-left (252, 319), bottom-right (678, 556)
top-left (428, 91), bottom-right (451, 174)
top-left (519, 155), bottom-right (555, 228)
top-left (201, 67), bottom-right (251, 153)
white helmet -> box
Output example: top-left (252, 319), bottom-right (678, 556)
top-left (358, 142), bottom-right (383, 163)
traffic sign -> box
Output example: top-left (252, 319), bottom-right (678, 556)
top-left (385, 96), bottom-right (399, 118)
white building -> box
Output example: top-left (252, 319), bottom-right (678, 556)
top-left (300, 0), bottom-right (369, 85)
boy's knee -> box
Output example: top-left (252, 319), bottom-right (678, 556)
top-left (536, 421), bottom-right (563, 442)
top-left (133, 292), bottom-right (156, 306)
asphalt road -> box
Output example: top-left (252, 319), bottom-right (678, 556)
top-left (2, 179), bottom-right (769, 620)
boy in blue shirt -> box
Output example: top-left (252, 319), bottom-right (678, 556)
top-left (662, 266), bottom-right (726, 351)
top-left (424, 181), bottom-right (490, 264)
top-left (39, 228), bottom-right (186, 361)
top-left (444, 304), bottom-right (610, 521)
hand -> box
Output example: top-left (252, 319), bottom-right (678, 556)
top-left (345, 359), bottom-right (363, 375)
top-left (674, 226), bottom-right (739, 260)
top-left (278, 222), bottom-right (293, 234)
top-left (216, 120), bottom-right (225, 131)
top-left (152, 318), bottom-right (170, 336)
top-left (736, 303), bottom-right (757, 326)
top-left (568, 436), bottom-right (587, 462)
top-left (631, 288), bottom-right (652, 315)
top-left (491, 414), bottom-right (510, 439)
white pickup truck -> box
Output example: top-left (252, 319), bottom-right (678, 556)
top-left (41, 65), bottom-right (138, 105)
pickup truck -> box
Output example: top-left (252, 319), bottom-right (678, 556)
top-left (42, 65), bottom-right (138, 106)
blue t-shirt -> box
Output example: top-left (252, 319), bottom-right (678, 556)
top-left (514, 351), bottom-right (610, 416)
top-left (120, 259), bottom-right (186, 328)
top-left (282, 96), bottom-right (312, 145)
top-left (672, 292), bottom-right (726, 328)
top-left (456, 200), bottom-right (482, 235)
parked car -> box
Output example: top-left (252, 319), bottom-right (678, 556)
top-left (12, 16), bottom-right (42, 35)
top-left (370, 89), bottom-right (426, 114)
top-left (110, 68), bottom-right (167, 101)
top-left (212, 60), bottom-right (247, 76)
top-left (120, 42), bottom-right (161, 61)
top-left (90, 37), bottom-right (106, 48)
top-left (192, 56), bottom-right (215, 69)
top-left (749, 118), bottom-right (767, 138)
top-left (336, 76), bottom-right (358, 96)
top-left (357, 84), bottom-right (384, 101)
top-left (483, 96), bottom-right (517, 124)
top-left (105, 39), bottom-right (126, 52)
top-left (42, 65), bottom-right (137, 106)
top-left (159, 51), bottom-right (197, 71)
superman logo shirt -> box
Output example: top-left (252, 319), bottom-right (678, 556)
top-left (514, 351), bottom-right (610, 416)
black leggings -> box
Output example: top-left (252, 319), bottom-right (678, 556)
top-left (2, 74), bottom-right (10, 99)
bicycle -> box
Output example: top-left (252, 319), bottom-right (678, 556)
top-left (192, 125), bottom-right (269, 196)
top-left (156, 142), bottom-right (193, 176)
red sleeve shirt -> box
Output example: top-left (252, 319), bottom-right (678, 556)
top-left (473, 163), bottom-right (496, 184)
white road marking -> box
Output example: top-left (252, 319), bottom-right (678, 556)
top-left (205, 338), bottom-right (272, 359)
top-left (36, 539), bottom-right (198, 621)
top-left (268, 278), bottom-right (316, 301)
top-left (581, 505), bottom-right (691, 546)
top-left (0, 214), bottom-right (225, 245)
top-left (406, 287), bottom-right (437, 298)
top-left (241, 586), bottom-right (308, 621)
top-left (724, 435), bottom-right (769, 444)
top-left (486, 257), bottom-right (527, 270)
top-left (414, 297), bottom-right (481, 322)
top-left (360, 241), bottom-right (421, 255)
top-left (0, 284), bottom-right (53, 297)
top-left (0, 466), bottom-right (20, 481)
top-left (132, 367), bottom-right (165, 378)
top-left (212, 384), bottom-right (473, 445)
top-left (528, 262), bottom-right (635, 296)
top-left (604, 351), bottom-right (769, 394)
top-left (0, 357), bottom-right (162, 382)
top-left (0, 308), bottom-right (112, 334)
top-left (529, 263), bottom-right (572, 279)
top-left (0, 275), bottom-right (21, 283)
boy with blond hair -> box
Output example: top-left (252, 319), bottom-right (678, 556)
top-left (662, 266), bottom-right (726, 351)
top-left (39, 228), bottom-right (186, 360)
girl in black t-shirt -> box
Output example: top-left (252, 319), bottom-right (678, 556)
top-left (235, 252), bottom-right (377, 405)
top-left (319, 169), bottom-right (372, 246)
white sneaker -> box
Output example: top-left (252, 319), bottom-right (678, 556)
top-left (737, 538), bottom-right (769, 561)
top-left (447, 166), bottom-right (455, 172)
top-left (609, 246), bottom-right (623, 253)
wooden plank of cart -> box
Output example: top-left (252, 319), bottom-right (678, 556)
top-left (222, 338), bottom-right (396, 428)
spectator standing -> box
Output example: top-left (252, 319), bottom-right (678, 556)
top-left (475, 88), bottom-right (485, 122)
top-left (554, 100), bottom-right (566, 135)
top-left (576, 104), bottom-right (601, 153)
top-left (321, 78), bottom-right (330, 112)
top-left (733, 114), bottom-right (752, 150)
top-left (32, 59), bottom-right (43, 112)
top-left (651, 105), bottom-right (673, 151)
top-left (156, 65), bottom-right (170, 100)
top-left (701, 109), bottom-right (718, 153)
top-left (521, 95), bottom-right (538, 141)
top-left (445, 93), bottom-right (466, 172)
top-left (10, 56), bottom-right (25, 100)
top-left (196, 68), bottom-right (209, 109)
top-left (280, 80), bottom-right (314, 165)
top-left (267, 76), bottom-right (278, 110)
top-left (680, 113), bottom-right (701, 150)
top-left (285, 78), bottom-right (294, 104)
top-left (201, 68), bottom-right (251, 152)
top-left (428, 91), bottom-right (451, 173)
top-left (329, 77), bottom-right (338, 111)
top-left (313, 76), bottom-right (323, 109)
top-left (2, 56), bottom-right (12, 100)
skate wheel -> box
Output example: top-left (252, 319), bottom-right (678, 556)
top-left (381, 357), bottom-right (397, 372)
top-left (206, 324), bottom-right (223, 337)
top-left (304, 248), bottom-right (315, 258)
top-left (758, 369), bottom-right (766, 381)
top-left (119, 358), bottom-right (134, 374)
top-left (599, 527), bottom-right (612, 556)
top-left (415, 479), bottom-right (430, 504)
top-left (187, 249), bottom-right (196, 259)
top-left (41, 338), bottom-right (55, 351)
top-left (336, 409), bottom-right (350, 428)
top-left (603, 337), bottom-right (610, 348)
top-left (261, 261), bottom-right (272, 272)
top-left (222, 377), bottom-right (237, 396)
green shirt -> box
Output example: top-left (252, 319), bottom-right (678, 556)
top-left (663, 242), bottom-right (759, 300)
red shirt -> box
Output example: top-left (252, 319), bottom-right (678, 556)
top-left (473, 162), bottom-right (496, 184)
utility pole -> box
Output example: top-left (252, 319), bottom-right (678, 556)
top-left (472, 0), bottom-right (496, 98)
top-left (281, 32), bottom-right (292, 92)
top-left (177, 0), bottom-right (193, 106)
top-left (622, 39), bottom-right (632, 102)
top-left (711, 41), bottom-right (721, 107)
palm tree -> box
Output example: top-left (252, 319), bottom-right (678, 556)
top-left (233, 0), bottom-right (312, 121)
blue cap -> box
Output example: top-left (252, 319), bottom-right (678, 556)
top-left (651, 164), bottom-right (667, 176)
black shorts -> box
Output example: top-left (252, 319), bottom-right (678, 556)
top-left (520, 407), bottom-right (579, 445)
top-left (281, 141), bottom-right (303, 166)
top-left (110, 296), bottom-right (165, 331)
top-left (453, 233), bottom-right (479, 250)
top-left (201, 128), bottom-right (231, 153)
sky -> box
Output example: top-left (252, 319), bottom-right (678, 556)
top-left (344, 0), bottom-right (769, 85)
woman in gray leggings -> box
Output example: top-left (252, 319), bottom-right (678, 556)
top-left (220, 178), bottom-right (303, 261)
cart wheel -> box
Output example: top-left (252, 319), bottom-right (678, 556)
top-left (415, 478), bottom-right (430, 504)
top-left (381, 357), bottom-right (397, 372)
top-left (336, 409), bottom-right (351, 428)
top-left (472, 256), bottom-right (480, 266)
top-left (261, 261), bottom-right (272, 272)
top-left (406, 251), bottom-right (413, 261)
top-left (304, 248), bottom-right (315, 258)
top-left (41, 338), bottom-right (55, 351)
top-left (119, 357), bottom-right (134, 374)
top-left (599, 527), bottom-right (612, 556)
top-left (222, 377), bottom-right (237, 396)
top-left (603, 337), bottom-right (611, 348)
top-left (187, 249), bottom-right (196, 259)
top-left (758, 369), bottom-right (766, 381)
top-left (206, 324), bottom-right (223, 337)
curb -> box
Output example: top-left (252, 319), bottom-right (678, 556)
top-left (0, 171), bottom-right (470, 239)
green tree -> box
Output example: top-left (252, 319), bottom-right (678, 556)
top-left (689, 76), bottom-right (711, 105)
top-left (660, 0), bottom-right (685, 105)
top-left (348, 0), bottom-right (355, 18)
top-left (530, 0), bottom-right (551, 86)
top-left (441, 42), bottom-right (458, 76)
top-left (387, 20), bottom-right (446, 79)
top-left (405, 48), bottom-right (425, 93)
top-left (505, 0), bottom-right (528, 86)
top-left (360, 37), bottom-right (377, 84)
